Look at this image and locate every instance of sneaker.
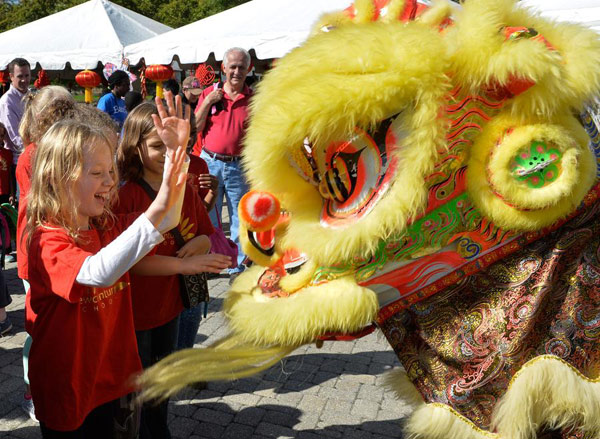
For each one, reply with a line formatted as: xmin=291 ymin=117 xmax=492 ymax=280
xmin=5 ymin=253 xmax=16 ymax=263
xmin=21 ymin=396 xmax=38 ymax=422
xmin=0 ymin=317 xmax=12 ymax=336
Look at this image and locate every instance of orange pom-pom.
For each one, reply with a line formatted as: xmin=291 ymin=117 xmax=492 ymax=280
xmin=240 ymin=191 xmax=281 ymax=231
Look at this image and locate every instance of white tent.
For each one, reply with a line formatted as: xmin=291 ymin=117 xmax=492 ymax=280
xmin=124 ymin=0 xmax=353 ymax=65
xmin=520 ymin=0 xmax=600 ymax=33
xmin=0 ymin=0 xmax=171 ymax=70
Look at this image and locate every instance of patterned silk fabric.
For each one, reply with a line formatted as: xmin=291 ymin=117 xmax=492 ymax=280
xmin=380 ymin=202 xmax=600 ymax=432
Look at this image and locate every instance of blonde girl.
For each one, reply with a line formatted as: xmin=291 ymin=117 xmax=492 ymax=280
xmin=25 ymin=94 xmax=195 ymax=437
xmin=16 ymin=85 xmax=77 ymax=422
xmin=116 ymin=101 xmax=229 ymax=439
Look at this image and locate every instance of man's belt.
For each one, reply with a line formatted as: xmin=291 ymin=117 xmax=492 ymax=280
xmin=203 ymin=148 xmax=241 ymax=162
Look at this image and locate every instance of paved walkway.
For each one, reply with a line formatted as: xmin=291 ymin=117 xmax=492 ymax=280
xmin=0 ymin=260 xmax=410 ymax=438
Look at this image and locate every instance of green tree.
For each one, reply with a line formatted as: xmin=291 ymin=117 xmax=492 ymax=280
xmin=157 ymin=0 xmax=250 ymax=28
xmin=0 ymin=0 xmax=87 ymax=31
xmin=0 ymin=0 xmax=252 ymax=32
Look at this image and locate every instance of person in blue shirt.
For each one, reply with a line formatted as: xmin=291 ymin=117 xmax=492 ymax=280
xmin=97 ymin=70 xmax=130 ymax=130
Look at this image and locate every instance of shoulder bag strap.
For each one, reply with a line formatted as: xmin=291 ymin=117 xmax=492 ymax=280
xmin=136 ymin=179 xmax=186 ymax=249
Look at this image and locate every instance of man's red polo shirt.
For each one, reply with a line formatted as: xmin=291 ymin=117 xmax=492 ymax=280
xmin=192 ymin=84 xmax=252 ymax=157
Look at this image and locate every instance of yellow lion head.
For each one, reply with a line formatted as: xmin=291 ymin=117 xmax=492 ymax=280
xmin=140 ymin=0 xmax=600 ymax=398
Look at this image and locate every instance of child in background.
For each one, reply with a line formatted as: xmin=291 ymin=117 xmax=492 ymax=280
xmin=188 ymin=154 xmax=218 ymax=212
xmin=76 ymin=102 xmax=120 ymax=142
xmin=0 ymin=122 xmax=14 ymax=205
xmin=124 ymin=91 xmax=144 ymax=113
xmin=177 ymin=153 xmax=218 ymax=350
xmin=26 ymin=94 xmax=198 ymax=437
xmin=16 ymin=85 xmax=77 ymax=422
xmin=97 ymin=70 xmax=129 ymax=130
xmin=0 ymin=121 xmax=14 ymax=338
xmin=18 ymin=86 xmax=77 ymax=285
xmin=116 ymin=101 xmax=228 ymax=439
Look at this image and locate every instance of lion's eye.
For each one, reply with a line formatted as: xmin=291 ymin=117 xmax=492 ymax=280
xmin=319 ymin=152 xmax=357 ymax=202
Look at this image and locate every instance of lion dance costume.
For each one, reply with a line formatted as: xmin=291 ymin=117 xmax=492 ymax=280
xmin=141 ymin=0 xmax=600 ymax=437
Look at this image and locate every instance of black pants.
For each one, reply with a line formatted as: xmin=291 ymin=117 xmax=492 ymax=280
xmin=40 ymin=394 xmax=139 ymax=439
xmin=136 ymin=315 xmax=179 ymax=439
xmin=0 ymin=268 xmax=11 ymax=308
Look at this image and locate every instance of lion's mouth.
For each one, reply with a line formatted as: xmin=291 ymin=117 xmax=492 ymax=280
xmin=247 ymin=229 xmax=276 ymax=256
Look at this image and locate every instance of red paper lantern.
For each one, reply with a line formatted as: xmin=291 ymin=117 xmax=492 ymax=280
xmin=75 ymin=70 xmax=102 ymax=103
xmin=145 ymin=64 xmax=173 ymax=99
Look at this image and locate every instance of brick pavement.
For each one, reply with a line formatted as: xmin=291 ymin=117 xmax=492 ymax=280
xmin=0 ymin=260 xmax=411 ymax=438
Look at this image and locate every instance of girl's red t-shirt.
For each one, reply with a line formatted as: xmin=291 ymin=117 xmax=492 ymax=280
xmin=16 ymin=142 xmax=35 ymax=281
xmin=114 ymin=182 xmax=214 ymax=330
xmin=187 ymin=154 xmax=210 ymax=199
xmin=27 ymin=216 xmax=142 ymax=431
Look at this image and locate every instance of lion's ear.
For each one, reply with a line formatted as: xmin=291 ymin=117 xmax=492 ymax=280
xmin=467 ymin=114 xmax=596 ymax=231
xmin=449 ymin=0 xmax=600 ymax=118
xmin=310 ymin=11 xmax=353 ymax=36
xmin=312 ymin=0 xmax=435 ymax=34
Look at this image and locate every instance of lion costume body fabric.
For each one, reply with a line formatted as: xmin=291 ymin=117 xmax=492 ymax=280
xmin=142 ymin=0 xmax=600 ymax=437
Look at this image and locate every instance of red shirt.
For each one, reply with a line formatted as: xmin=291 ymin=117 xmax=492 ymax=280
xmin=192 ymin=84 xmax=252 ymax=156
xmin=114 ymin=182 xmax=214 ymax=330
xmin=187 ymin=154 xmax=210 ymax=199
xmin=0 ymin=147 xmax=12 ymax=196
xmin=16 ymin=142 xmax=35 ymax=281
xmin=27 ymin=216 xmax=142 ymax=431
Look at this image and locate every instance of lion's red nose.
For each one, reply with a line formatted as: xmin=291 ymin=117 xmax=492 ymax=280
xmin=239 ymin=190 xmax=281 ymax=231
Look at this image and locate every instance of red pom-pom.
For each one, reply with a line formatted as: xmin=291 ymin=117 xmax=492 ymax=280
xmin=240 ymin=191 xmax=281 ymax=231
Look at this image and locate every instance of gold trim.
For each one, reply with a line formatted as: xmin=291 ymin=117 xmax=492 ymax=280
xmin=506 ymin=354 xmax=600 ymax=391
xmin=411 ymin=355 xmax=599 ymax=438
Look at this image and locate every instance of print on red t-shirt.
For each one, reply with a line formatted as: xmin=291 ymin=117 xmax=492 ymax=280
xmin=114 ymin=182 xmax=214 ymax=330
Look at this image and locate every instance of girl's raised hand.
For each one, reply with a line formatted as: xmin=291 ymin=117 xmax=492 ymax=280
xmin=144 ymin=142 xmax=188 ymax=230
xmin=153 ymin=91 xmax=191 ymax=154
xmin=161 ymin=140 xmax=188 ymax=210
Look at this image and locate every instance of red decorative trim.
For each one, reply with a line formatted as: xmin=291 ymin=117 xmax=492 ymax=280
xmin=317 ymin=324 xmax=376 ymax=341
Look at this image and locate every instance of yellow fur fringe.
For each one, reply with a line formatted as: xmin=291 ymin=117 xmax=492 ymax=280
xmin=383 ymin=368 xmax=426 ymax=409
xmin=416 ymin=0 xmax=453 ymax=28
xmin=137 ymin=334 xmax=295 ymax=402
xmin=385 ymin=356 xmax=600 ymax=439
xmin=354 ymin=0 xmax=376 ymax=23
xmin=493 ymin=355 xmax=600 ymax=439
xmin=381 ymin=0 xmax=406 ymax=23
xmin=224 ymin=266 xmax=379 ymax=346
